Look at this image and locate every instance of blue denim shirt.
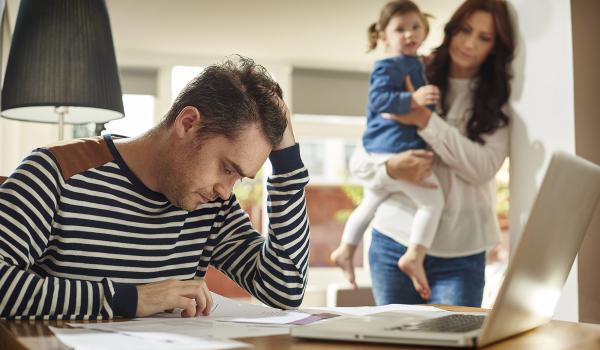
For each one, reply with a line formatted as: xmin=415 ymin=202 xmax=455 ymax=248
xmin=362 ymin=56 xmax=430 ymax=153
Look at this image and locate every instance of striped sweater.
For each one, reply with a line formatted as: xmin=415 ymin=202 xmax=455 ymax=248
xmin=0 ymin=135 xmax=310 ymax=320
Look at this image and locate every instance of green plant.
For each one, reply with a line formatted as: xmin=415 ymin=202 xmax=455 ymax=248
xmin=496 ymin=180 xmax=509 ymax=217
xmin=233 ymin=168 xmax=264 ymax=207
xmin=334 ymin=184 xmax=363 ymax=223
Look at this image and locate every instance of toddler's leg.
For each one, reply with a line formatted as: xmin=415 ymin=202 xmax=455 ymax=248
xmin=341 ymin=188 xmax=389 ymax=246
xmin=330 ymin=243 xmax=359 ymax=290
xmin=404 ymin=173 xmax=444 ymax=247
xmin=385 ymin=174 xmax=444 ymax=300
xmin=331 ymin=188 xmax=389 ymax=289
xmin=398 ymin=244 xmax=431 ymax=300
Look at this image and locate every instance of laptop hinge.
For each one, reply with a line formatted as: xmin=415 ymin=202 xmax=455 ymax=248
xmin=363 ymin=335 xmax=461 ymax=347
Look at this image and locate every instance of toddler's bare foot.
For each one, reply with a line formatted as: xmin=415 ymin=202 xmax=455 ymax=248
xmin=330 ymin=244 xmax=358 ymax=290
xmin=397 ymin=245 xmax=431 ymax=300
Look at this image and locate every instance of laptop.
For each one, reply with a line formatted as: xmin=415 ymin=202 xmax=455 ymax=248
xmin=292 ymin=152 xmax=600 ymax=347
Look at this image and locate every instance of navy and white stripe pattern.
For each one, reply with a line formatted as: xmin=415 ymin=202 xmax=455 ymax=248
xmin=0 ymin=136 xmax=309 ymax=320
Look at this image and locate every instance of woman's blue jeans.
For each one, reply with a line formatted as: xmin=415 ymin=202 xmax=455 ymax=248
xmin=368 ymin=229 xmax=485 ymax=307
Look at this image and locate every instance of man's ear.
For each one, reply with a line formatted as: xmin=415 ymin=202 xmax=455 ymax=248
xmin=173 ymin=106 xmax=202 ymax=139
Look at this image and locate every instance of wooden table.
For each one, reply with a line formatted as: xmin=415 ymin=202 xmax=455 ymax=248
xmin=1 ymin=306 xmax=599 ymax=349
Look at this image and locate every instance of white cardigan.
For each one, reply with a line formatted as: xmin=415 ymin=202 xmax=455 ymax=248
xmin=364 ymin=78 xmax=508 ymax=257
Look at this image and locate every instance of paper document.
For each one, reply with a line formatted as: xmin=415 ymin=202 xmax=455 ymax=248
xmin=302 ymin=303 xmax=447 ymax=316
xmin=69 ymin=318 xmax=289 ymax=340
xmin=68 ymin=292 xmax=323 ymax=343
xmin=50 ymin=325 xmax=248 ymax=350
xmin=149 ymin=292 xmax=312 ymax=325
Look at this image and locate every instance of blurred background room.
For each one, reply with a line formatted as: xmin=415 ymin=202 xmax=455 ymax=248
xmin=0 ymin=0 xmax=598 ymax=324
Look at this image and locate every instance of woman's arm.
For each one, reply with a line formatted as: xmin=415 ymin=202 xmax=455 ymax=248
xmin=391 ymin=76 xmax=509 ymax=185
xmin=418 ymin=113 xmax=509 ymax=186
xmin=385 ymin=107 xmax=508 ymax=185
xmin=349 ymin=145 xmax=437 ymax=189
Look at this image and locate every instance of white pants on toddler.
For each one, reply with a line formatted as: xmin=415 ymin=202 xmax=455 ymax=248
xmin=342 ymin=148 xmax=444 ymax=249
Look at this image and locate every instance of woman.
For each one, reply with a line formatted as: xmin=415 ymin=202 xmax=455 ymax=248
xmin=354 ymin=0 xmax=515 ymax=307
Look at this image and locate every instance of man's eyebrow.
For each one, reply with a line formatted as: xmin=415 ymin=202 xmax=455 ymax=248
xmin=229 ymin=160 xmax=254 ymax=179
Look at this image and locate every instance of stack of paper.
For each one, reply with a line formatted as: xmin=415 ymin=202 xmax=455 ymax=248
xmin=149 ymin=293 xmax=313 ymax=325
xmin=49 ymin=325 xmax=248 ymax=350
xmin=52 ymin=292 xmax=450 ymax=349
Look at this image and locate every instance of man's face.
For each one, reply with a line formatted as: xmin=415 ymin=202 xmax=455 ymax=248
xmin=161 ymin=123 xmax=272 ymax=211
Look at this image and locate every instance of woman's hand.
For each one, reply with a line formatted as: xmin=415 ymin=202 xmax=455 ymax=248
xmin=381 ymin=76 xmax=433 ymax=129
xmin=385 ymin=149 xmax=437 ymax=189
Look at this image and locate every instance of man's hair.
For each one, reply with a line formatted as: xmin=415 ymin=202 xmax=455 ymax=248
xmin=160 ymin=55 xmax=287 ymax=148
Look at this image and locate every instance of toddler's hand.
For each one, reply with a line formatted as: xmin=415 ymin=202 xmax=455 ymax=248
xmin=412 ymin=84 xmax=440 ymax=108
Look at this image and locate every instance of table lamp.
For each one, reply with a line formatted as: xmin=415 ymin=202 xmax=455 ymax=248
xmin=0 ymin=0 xmax=124 ymax=140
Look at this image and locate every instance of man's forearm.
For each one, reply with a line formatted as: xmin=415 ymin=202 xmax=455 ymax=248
xmin=259 ymin=144 xmax=310 ymax=308
xmin=0 ymin=264 xmax=117 ymax=320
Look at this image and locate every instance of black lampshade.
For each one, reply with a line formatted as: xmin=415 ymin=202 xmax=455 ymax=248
xmin=1 ymin=0 xmax=124 ymax=124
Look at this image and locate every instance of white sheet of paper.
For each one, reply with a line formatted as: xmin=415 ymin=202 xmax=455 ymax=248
xmin=301 ymin=304 xmax=448 ymax=316
xmin=147 ymin=292 xmax=310 ymax=325
xmin=50 ymin=326 xmax=248 ymax=350
xmin=69 ymin=318 xmax=290 ymax=339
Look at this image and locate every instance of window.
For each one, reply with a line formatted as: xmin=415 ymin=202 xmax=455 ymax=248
xmin=300 ymin=141 xmax=326 ymax=178
xmin=104 ymin=95 xmax=155 ymax=137
xmin=287 ymin=114 xmax=366 ymax=278
xmin=171 ymin=66 xmax=204 ymax=101
xmin=298 ymin=136 xmax=364 ymax=268
xmin=73 ymin=94 xmax=155 ymax=138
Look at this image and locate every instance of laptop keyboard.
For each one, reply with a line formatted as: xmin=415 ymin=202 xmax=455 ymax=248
xmin=389 ymin=314 xmax=486 ymax=333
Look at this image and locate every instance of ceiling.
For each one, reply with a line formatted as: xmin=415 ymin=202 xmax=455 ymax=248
xmin=2 ymin=0 xmax=463 ymax=71
xmin=104 ymin=0 xmax=463 ymax=71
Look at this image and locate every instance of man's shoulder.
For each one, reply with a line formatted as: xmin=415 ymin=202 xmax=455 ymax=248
xmin=43 ymin=136 xmax=115 ymax=181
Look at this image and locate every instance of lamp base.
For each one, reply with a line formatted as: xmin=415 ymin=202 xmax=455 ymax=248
xmin=55 ymin=106 xmax=68 ymax=141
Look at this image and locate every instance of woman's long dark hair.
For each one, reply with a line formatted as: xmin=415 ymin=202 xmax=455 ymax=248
xmin=428 ymin=0 xmax=515 ymax=144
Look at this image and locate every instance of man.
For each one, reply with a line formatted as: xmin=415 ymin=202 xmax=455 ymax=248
xmin=0 ymin=57 xmax=310 ymax=320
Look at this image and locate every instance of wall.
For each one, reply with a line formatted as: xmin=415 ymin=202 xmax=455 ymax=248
xmin=292 ymin=68 xmax=369 ymax=117
xmin=0 ymin=0 xmax=68 ymax=175
xmin=508 ymin=0 xmax=578 ymax=321
xmin=572 ymin=0 xmax=600 ymax=324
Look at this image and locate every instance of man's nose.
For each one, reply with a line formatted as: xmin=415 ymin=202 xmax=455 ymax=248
xmin=214 ymin=180 xmax=235 ymax=200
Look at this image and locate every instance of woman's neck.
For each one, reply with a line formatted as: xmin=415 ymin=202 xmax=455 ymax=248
xmin=449 ymin=62 xmax=479 ymax=79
